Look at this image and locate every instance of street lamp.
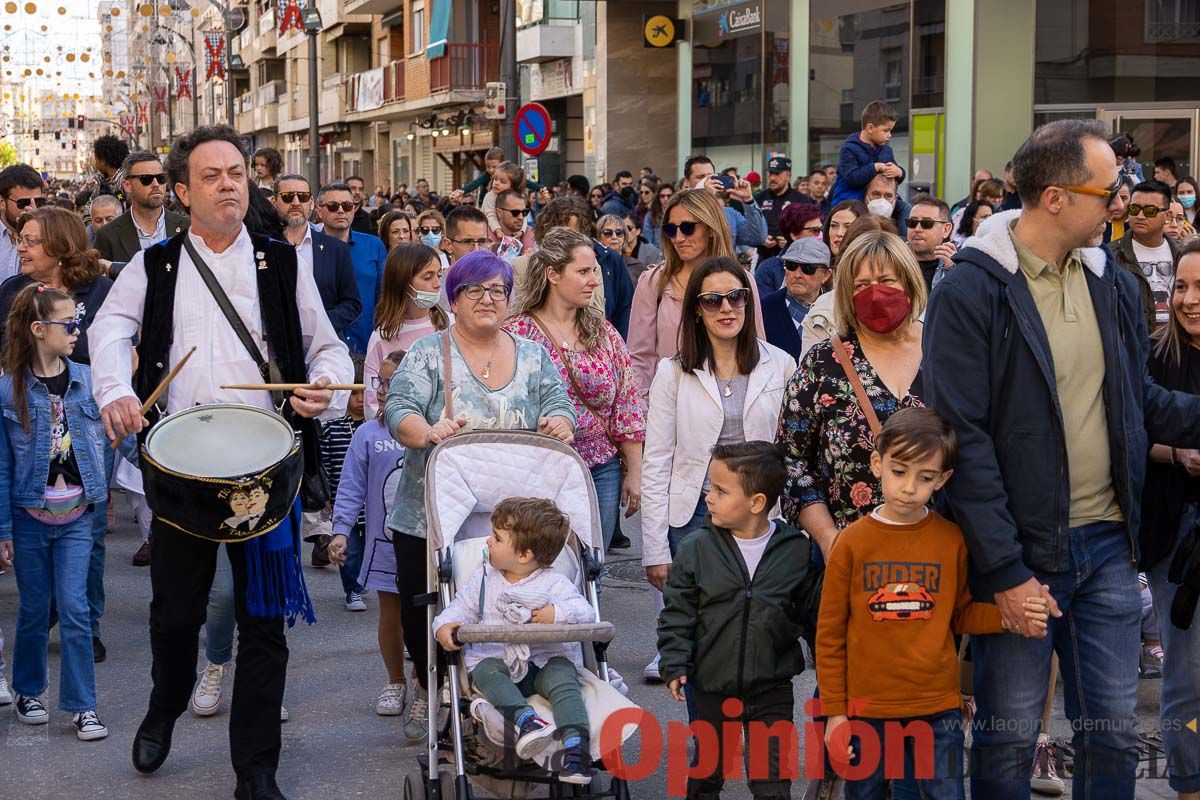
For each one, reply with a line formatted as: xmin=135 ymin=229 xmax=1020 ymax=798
xmin=303 ymin=4 xmax=322 ymax=190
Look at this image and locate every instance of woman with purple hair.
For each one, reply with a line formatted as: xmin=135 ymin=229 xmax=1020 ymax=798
xmin=380 ymin=249 xmax=577 ymax=741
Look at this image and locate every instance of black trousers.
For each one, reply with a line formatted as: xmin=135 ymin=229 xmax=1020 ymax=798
xmin=391 ymin=530 xmax=444 ymax=692
xmin=148 ymin=520 xmax=288 ymax=779
xmin=689 ymin=682 xmax=795 ymax=800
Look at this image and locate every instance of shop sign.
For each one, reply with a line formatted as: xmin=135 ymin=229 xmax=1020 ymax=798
xmin=694 ymin=0 xmax=761 ymax=45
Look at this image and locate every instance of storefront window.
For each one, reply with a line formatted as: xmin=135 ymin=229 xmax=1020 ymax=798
xmin=808 ymin=2 xmax=912 ymax=176
xmin=1036 ymin=0 xmax=1200 ymax=105
xmin=691 ymin=0 xmax=765 ymax=172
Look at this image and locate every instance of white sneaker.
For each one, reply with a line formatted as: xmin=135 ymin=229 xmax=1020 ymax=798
xmin=643 ymin=653 xmax=662 ymax=683
xmin=191 ymin=661 xmax=226 ymax=717
xmin=1031 ymin=735 xmax=1066 ymax=796
xmin=376 ymin=682 xmax=407 ymax=716
xmin=73 ymin=709 xmax=109 ymax=741
xmin=403 ymin=688 xmax=429 ymax=742
xmin=280 ymin=704 xmax=289 ymax=723
xmin=0 ymin=676 xmax=12 ymax=705
xmin=15 ymin=694 xmax=48 ymax=724
xmin=345 ymin=592 xmax=367 ymax=612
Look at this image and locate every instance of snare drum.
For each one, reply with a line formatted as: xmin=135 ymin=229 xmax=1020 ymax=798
xmin=140 ymin=403 xmax=303 ymax=543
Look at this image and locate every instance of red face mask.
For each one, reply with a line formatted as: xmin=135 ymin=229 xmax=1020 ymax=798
xmin=853 ymin=283 xmax=911 ymax=334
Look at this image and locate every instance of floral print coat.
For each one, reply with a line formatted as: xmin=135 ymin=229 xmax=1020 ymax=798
xmin=777 ymin=331 xmax=924 ymax=530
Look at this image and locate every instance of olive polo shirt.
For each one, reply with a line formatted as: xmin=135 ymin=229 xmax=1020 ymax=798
xmin=1009 ymin=220 xmax=1123 ymax=526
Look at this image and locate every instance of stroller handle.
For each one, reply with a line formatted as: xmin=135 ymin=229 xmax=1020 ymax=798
xmin=453 ymin=621 xmax=615 ymax=646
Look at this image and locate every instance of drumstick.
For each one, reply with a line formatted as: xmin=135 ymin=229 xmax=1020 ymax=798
xmin=220 ymin=382 xmax=366 ymax=391
xmin=111 ymin=346 xmax=196 ymax=449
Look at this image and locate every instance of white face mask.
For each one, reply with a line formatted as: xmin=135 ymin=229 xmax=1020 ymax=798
xmin=408 ymin=287 xmax=441 ymax=309
xmin=867 ymin=198 xmax=895 ymax=218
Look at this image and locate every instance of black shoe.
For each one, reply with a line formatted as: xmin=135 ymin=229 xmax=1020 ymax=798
xmin=93 ymin=636 xmax=106 ymax=663
xmin=608 ymin=530 xmax=632 ymax=551
xmin=558 ymin=741 xmax=593 ymax=785
xmin=47 ymin=610 xmax=57 ymax=631
xmin=310 ymin=536 xmax=331 ymax=568
xmin=132 ymin=712 xmax=175 ymax=773
xmin=131 ymin=538 xmax=152 ymax=567
xmin=234 ymin=774 xmax=288 ymax=800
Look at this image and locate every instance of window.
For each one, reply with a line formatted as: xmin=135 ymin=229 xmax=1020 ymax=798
xmin=411 ymin=1 xmax=425 ymax=54
xmin=1146 ymin=0 xmax=1200 ymax=42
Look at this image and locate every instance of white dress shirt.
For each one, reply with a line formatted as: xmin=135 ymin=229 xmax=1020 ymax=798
xmin=293 ymin=224 xmax=315 ymax=274
xmin=89 ymin=225 xmax=352 ymax=417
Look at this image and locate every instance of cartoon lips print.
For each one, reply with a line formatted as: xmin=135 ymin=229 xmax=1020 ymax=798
xmin=868 ymin=583 xmax=935 ymax=621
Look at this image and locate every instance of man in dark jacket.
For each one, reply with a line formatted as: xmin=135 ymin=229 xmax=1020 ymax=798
xmin=346 ymin=175 xmax=376 ymax=238
xmin=761 ymin=237 xmax=830 ymax=360
xmin=95 ymin=152 xmax=189 ymax=264
xmin=923 ymin=119 xmax=1200 ymax=798
xmin=753 ymin=156 xmax=809 ymax=263
xmin=598 ymin=170 xmax=637 ymax=218
xmin=1108 ymin=178 xmax=1181 ymax=332
xmin=273 ymin=174 xmax=362 ymax=339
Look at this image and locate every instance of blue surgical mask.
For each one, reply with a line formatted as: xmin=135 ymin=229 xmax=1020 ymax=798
xmin=1181 ymin=195 xmax=1196 ymax=210
xmin=421 ymin=232 xmax=443 ymax=249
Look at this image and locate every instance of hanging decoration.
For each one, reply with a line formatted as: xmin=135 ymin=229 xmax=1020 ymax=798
xmin=176 ymin=66 xmax=192 ymax=99
xmin=203 ymin=31 xmax=225 ymax=80
xmin=277 ymin=0 xmax=303 ymax=35
xmin=152 ymin=83 xmax=168 ymax=113
xmin=137 ymin=101 xmax=149 ymax=125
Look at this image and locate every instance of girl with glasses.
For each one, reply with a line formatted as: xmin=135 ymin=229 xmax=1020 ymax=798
xmin=382 ymin=250 xmax=576 ymax=741
xmin=3 ymin=207 xmax=111 ymax=367
xmin=640 ymin=256 xmax=794 ymax=687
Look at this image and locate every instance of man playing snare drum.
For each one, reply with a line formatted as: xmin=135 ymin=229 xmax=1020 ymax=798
xmin=89 ymin=125 xmax=352 ymax=800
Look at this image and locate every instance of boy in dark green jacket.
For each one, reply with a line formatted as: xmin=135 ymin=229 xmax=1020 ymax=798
xmin=658 ymin=441 xmax=823 ymax=800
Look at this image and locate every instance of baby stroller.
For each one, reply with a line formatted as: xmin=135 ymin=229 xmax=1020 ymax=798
xmin=407 ymin=430 xmax=640 ymax=800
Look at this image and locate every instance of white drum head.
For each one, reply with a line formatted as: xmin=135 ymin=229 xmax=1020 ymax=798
xmin=144 ymin=404 xmax=296 ymax=478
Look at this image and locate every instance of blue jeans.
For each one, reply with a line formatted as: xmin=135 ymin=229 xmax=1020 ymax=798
xmin=1148 ymin=502 xmax=1200 ymax=793
xmin=970 ymin=521 xmax=1140 ymax=800
xmin=590 ymin=456 xmax=622 ymax=552
xmin=11 ymin=509 xmax=96 ymax=711
xmin=666 ymin=496 xmax=707 ymax=722
xmin=844 ymin=709 xmax=965 ymax=800
xmin=87 ymin=499 xmax=106 ymax=636
xmin=205 ymin=545 xmax=236 ymax=665
xmin=339 ymin=521 xmax=365 ymax=596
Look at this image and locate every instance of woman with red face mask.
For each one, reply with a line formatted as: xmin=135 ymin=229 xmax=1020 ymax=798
xmin=776 ymin=229 xmax=927 ymax=559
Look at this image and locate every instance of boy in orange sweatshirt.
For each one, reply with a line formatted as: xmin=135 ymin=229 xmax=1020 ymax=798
xmin=816 ymin=408 xmax=1059 ymax=799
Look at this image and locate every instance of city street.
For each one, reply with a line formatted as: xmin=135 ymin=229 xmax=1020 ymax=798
xmin=0 ymin=496 xmax=1178 ymax=799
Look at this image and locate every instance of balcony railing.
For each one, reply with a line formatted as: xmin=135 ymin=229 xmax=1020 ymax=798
xmin=430 ymin=43 xmax=500 ymax=93
xmin=258 ymin=8 xmax=275 ymax=34
xmin=256 ymin=79 xmax=285 ymax=105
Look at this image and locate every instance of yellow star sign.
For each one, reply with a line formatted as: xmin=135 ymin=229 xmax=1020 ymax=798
xmin=644 ymin=15 xmax=677 ymax=48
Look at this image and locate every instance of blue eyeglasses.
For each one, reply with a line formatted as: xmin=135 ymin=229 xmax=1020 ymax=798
xmin=39 ymin=319 xmax=82 ymax=335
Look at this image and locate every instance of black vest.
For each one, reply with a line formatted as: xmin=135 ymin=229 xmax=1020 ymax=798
xmin=133 ymin=230 xmax=319 ymax=463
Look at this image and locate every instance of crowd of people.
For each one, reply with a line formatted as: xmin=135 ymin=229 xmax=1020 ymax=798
xmin=0 ymin=101 xmax=1198 ymax=800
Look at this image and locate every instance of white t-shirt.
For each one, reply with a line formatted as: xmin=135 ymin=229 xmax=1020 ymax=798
xmin=732 ymin=521 xmax=776 ymax=578
xmin=1132 ymin=238 xmax=1174 ymax=301
xmin=870 ymin=505 xmax=930 ymax=525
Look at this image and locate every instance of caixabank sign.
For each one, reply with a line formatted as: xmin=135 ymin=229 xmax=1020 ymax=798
xmin=694 ymin=0 xmax=762 ymax=46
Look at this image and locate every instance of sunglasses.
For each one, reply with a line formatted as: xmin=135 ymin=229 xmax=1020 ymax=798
xmin=321 ymin=201 xmax=355 ymax=213
xmin=500 ymin=207 xmax=530 ymax=217
xmin=1128 ymin=203 xmax=1162 ymax=219
xmin=278 ymin=191 xmax=312 ymax=204
xmin=417 ymin=226 xmax=442 ymax=235
xmin=662 ymin=220 xmax=700 ymax=239
xmin=38 ymin=319 xmax=82 ymax=335
xmin=906 ymin=218 xmax=948 ymax=230
xmin=1060 ymin=179 xmax=1122 ymax=206
xmin=600 ymin=228 xmax=624 ymax=238
xmin=131 ymin=173 xmax=168 ymax=186
xmin=9 ymin=196 xmax=48 ymax=210
xmin=801 ymin=225 xmax=824 ymax=235
xmin=697 ymin=288 xmax=751 ymax=312
xmin=640 ymin=188 xmax=653 ymax=195
xmin=784 ymin=262 xmax=827 ymax=276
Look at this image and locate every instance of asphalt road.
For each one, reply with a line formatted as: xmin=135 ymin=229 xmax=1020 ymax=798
xmin=0 ymin=497 xmax=1175 ymax=799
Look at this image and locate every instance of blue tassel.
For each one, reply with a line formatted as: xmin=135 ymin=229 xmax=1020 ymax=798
xmin=244 ymin=497 xmax=316 ymax=627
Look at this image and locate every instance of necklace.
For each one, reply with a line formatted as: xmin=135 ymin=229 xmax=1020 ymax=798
xmin=714 ymin=368 xmax=737 ymax=398
xmin=455 ymin=328 xmax=501 ymax=380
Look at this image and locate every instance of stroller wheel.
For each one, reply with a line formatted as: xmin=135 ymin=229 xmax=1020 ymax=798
xmin=402 ymin=762 xmax=459 ymax=800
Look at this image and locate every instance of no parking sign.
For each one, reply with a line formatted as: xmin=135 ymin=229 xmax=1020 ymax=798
xmin=514 ymin=103 xmax=552 ymax=157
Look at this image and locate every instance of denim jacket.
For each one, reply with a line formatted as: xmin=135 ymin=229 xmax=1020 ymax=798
xmin=0 ymin=359 xmax=132 ymax=540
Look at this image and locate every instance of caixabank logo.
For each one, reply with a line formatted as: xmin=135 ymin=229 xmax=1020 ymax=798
xmin=717 ymin=3 xmax=761 ymax=39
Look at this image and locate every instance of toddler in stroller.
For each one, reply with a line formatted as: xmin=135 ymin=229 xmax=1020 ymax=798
xmin=434 ymin=497 xmax=595 ymax=785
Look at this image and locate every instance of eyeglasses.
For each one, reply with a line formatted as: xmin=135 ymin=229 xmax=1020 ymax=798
xmin=801 ymin=224 xmax=824 ymax=235
xmin=784 ymin=262 xmax=827 ymax=276
xmin=906 ymin=218 xmax=949 ymax=230
xmin=499 ymin=207 xmax=530 ymax=217
xmin=1060 ymin=179 xmax=1122 ymax=206
xmin=600 ymin=228 xmax=624 ymax=238
xmin=8 ymin=196 xmax=48 ymax=210
xmin=1172 ymin=214 xmax=1188 ymax=225
xmin=662 ymin=221 xmax=700 ymax=239
xmin=321 ymin=201 xmax=355 ymax=213
xmin=450 ymin=237 xmax=491 ymax=248
xmin=417 ymin=226 xmax=442 ymax=235
xmin=131 ymin=173 xmax=168 ymax=186
xmin=640 ymin=188 xmax=653 ymax=195
xmin=1128 ymin=203 xmax=1162 ymax=219
xmin=15 ymin=235 xmax=43 ymax=248
xmin=696 ymin=288 xmax=751 ymax=312
xmin=38 ymin=319 xmax=81 ymax=335
xmin=369 ymin=376 xmax=391 ymax=390
xmin=278 ymin=191 xmax=312 ymax=204
xmin=459 ymin=283 xmax=510 ymax=302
